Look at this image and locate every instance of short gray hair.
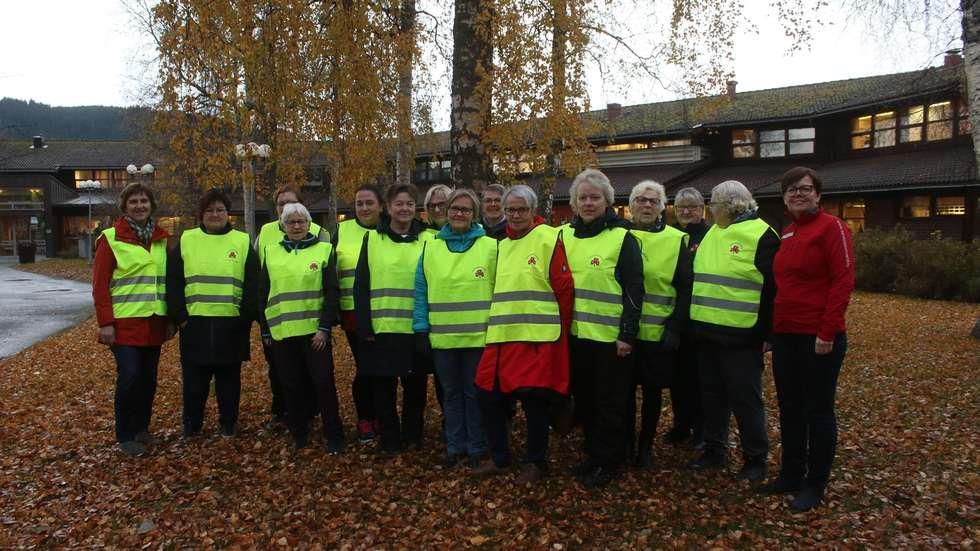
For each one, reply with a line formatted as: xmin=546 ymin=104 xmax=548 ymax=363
xmin=503 ymin=184 xmax=538 ymax=211
xmin=569 ymin=168 xmax=615 ymax=209
xmin=629 ymin=180 xmax=666 ymax=208
xmin=280 ymin=202 xmax=312 ymax=226
xmin=673 ymin=187 xmax=705 ymax=206
xmin=448 ymin=188 xmax=481 ymax=220
xmin=482 ymin=183 xmax=506 ymax=198
xmin=424 ymin=184 xmax=452 ymax=208
xmin=710 ymin=180 xmax=757 ymax=217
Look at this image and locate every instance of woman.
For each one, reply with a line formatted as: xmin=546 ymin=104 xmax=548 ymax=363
xmin=258 ymin=203 xmax=343 ymax=453
xmin=471 ymin=184 xmax=573 ymax=486
xmin=334 ymin=184 xmax=383 ymax=443
xmin=687 ymin=180 xmax=779 ymax=484
xmin=564 ymin=169 xmax=644 ymax=489
xmin=255 ymin=185 xmax=328 ymax=427
xmin=761 ymin=167 xmax=854 ymax=511
xmin=92 ymin=182 xmax=173 ymax=456
xmin=423 ymin=184 xmax=452 ymax=234
xmin=480 ymin=184 xmax=508 ymax=240
xmin=166 ymin=189 xmax=258 ymax=438
xmin=414 ymin=189 xmax=497 ymax=467
xmin=354 ymin=183 xmax=433 ymax=455
xmin=668 ymin=187 xmax=709 ymax=448
xmin=626 ymin=180 xmax=693 ymax=469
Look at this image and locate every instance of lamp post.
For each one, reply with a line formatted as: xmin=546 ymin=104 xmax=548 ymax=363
xmin=234 ymin=143 xmax=271 ymax=242
xmin=77 ymin=179 xmax=102 ymax=264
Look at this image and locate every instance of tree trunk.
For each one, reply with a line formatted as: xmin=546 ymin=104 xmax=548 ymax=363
xmin=243 ymin=160 xmax=257 ymax=241
xmin=543 ymin=0 xmax=568 ymax=223
xmin=962 ymin=0 xmax=980 ymax=241
xmin=451 ymin=0 xmax=493 ymax=190
xmin=395 ymin=0 xmax=416 ymax=188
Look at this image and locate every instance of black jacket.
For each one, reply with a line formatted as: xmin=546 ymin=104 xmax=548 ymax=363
xmin=482 ymin=216 xmax=508 ymax=240
xmin=569 ymin=208 xmax=644 ymax=345
xmin=632 ymin=216 xmax=694 ymax=336
xmin=676 ymin=219 xmax=710 ymax=252
xmin=257 ymin=231 xmax=340 ymax=338
xmin=165 ymin=224 xmax=259 ymax=365
xmin=689 ymin=212 xmax=780 ymax=348
xmin=353 ymin=217 xmax=429 ymax=377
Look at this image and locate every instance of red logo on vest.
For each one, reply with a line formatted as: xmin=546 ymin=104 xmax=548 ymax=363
xmin=473 ymin=267 xmax=486 ymax=279
xmin=729 ymin=243 xmax=741 ymax=254
xmin=590 ymin=256 xmax=601 ymax=267
xmin=228 ymin=250 xmax=237 ymax=259
xmin=309 ymin=262 xmax=319 ymax=271
xmin=527 ymin=255 xmax=537 ymax=266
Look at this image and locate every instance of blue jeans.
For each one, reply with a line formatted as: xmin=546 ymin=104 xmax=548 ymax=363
xmin=433 ymin=348 xmax=486 ymax=456
xmin=112 ymin=345 xmax=161 ymax=443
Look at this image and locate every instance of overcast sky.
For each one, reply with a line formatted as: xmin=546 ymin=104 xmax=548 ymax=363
xmin=0 ymin=0 xmax=963 ymax=123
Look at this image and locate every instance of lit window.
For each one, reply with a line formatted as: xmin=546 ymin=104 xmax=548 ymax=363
xmin=596 ymin=143 xmax=648 ymax=152
xmin=731 ymin=129 xmax=756 ymax=158
xmin=874 ymin=112 xmax=896 ymax=147
xmin=851 ymin=116 xmax=872 ymax=149
xmin=650 ymin=138 xmax=691 ymax=147
xmin=900 ymin=105 xmax=924 ymax=143
xmin=901 ymin=196 xmax=930 ymax=218
xmin=935 ymin=196 xmax=966 ymax=216
xmin=842 ymin=201 xmax=865 ymax=233
xmin=927 ymin=101 xmax=953 ymax=141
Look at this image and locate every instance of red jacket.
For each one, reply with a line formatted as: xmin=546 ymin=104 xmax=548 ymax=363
xmin=475 ymin=218 xmax=573 ymax=395
xmin=92 ymin=217 xmax=171 ymax=346
xmin=773 ymin=209 xmax=855 ymax=341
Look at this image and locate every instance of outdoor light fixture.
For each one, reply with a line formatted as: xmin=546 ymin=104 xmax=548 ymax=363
xmin=78 ymin=179 xmax=103 ymax=264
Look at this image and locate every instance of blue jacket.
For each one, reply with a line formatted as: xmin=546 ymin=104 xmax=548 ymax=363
xmin=412 ymin=223 xmax=487 ymax=332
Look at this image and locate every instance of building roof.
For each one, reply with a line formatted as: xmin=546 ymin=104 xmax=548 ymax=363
xmin=751 ymin=144 xmax=978 ymax=197
xmin=0 ymin=140 xmax=155 ymax=172
xmin=667 ymin=162 xmax=804 ymax=199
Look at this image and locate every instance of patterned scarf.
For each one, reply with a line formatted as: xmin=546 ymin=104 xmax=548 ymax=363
xmin=124 ymin=216 xmax=156 ymax=245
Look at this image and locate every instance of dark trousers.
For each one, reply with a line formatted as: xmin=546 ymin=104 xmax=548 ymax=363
xmin=272 ymin=335 xmax=344 ymax=444
xmin=670 ymin=336 xmax=703 ymax=436
xmin=697 ymin=342 xmax=769 ymax=460
xmin=111 ymin=345 xmax=160 ymax=443
xmin=627 ymin=343 xmax=675 ymax=454
xmin=181 ymin=361 xmax=241 ymax=432
xmin=571 ymin=337 xmax=634 ymax=470
xmin=772 ymin=333 xmax=846 ymax=489
xmin=261 ymin=342 xmax=287 ymax=418
xmin=345 ymin=329 xmax=376 ymax=422
xmin=433 ymin=348 xmax=486 ymax=456
xmin=479 ymin=389 xmax=551 ymax=466
xmin=372 ymin=373 xmax=427 ymax=452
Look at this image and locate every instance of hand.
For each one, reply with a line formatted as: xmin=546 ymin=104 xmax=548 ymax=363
xmin=311 ymin=330 xmax=328 ymax=352
xmin=615 ymin=340 xmax=632 ymax=357
xmin=262 ymin=336 xmax=272 ymax=347
xmin=97 ymin=325 xmax=115 ymax=346
xmin=814 ymin=336 xmax=833 ymax=355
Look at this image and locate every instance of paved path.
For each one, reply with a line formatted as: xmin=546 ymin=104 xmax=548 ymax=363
xmin=0 ymin=259 xmax=93 ymax=359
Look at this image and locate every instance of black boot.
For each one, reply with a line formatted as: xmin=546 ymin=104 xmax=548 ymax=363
xmin=737 ymin=455 xmax=768 ymax=482
xmin=687 ymin=449 xmax=727 ymax=471
xmin=789 ymin=484 xmax=824 ymax=511
xmin=755 ymin=475 xmax=803 ymax=495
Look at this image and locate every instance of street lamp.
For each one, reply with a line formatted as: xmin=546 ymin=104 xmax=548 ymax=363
xmin=77 ymin=179 xmax=102 ymax=263
xmin=234 ymin=142 xmax=271 ymax=241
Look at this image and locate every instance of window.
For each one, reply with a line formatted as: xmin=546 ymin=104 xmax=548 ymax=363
xmin=733 ymin=127 xmax=814 ymax=158
xmin=842 ymin=201 xmax=865 ymax=233
xmin=596 ymin=143 xmax=647 ymax=152
xmin=731 ymin=129 xmax=756 ymax=158
xmin=854 ymin=100 xmax=969 ymax=150
xmin=935 ymin=196 xmax=966 ymax=216
xmin=821 ymin=200 xmax=841 ymax=217
xmin=650 ymin=138 xmax=691 ymax=147
xmin=901 ymin=196 xmax=931 ymax=218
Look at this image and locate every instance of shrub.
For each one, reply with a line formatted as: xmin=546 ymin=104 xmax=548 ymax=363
xmin=853 ymin=227 xmax=980 ymax=302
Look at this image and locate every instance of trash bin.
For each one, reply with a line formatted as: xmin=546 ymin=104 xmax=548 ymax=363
xmin=17 ymin=241 xmax=37 ymax=264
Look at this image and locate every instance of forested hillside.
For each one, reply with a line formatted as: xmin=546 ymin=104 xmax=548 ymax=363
xmin=0 ymin=97 xmax=150 ymax=140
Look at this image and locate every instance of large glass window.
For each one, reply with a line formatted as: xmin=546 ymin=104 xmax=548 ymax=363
xmin=901 ymin=196 xmax=931 ymax=218
xmin=935 ymin=196 xmax=966 ymax=216
xmin=927 ymin=101 xmax=953 ymax=141
xmin=854 ymin=100 xmax=968 ymax=149
xmin=733 ymin=127 xmax=814 ymax=158
xmin=731 ymin=129 xmax=756 ymax=158
xmin=842 ymin=201 xmax=865 ymax=233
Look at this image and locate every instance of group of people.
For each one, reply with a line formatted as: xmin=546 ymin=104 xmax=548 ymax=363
xmin=93 ymin=165 xmax=854 ymax=512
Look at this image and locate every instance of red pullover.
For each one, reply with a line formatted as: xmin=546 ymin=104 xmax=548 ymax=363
xmin=92 ymin=217 xmax=171 ymax=346
xmin=773 ymin=209 xmax=855 ymax=342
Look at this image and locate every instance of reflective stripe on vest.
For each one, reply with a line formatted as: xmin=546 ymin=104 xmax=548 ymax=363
xmin=423 ymin=236 xmax=497 ymax=349
xmin=336 ymin=219 xmax=371 ymax=311
xmin=256 ymin=219 xmax=327 ymax=266
xmin=103 ymin=227 xmax=167 ymax=319
xmin=264 ymin=241 xmax=332 ymax=340
xmin=485 ymin=224 xmax=561 ymax=344
xmin=631 ymin=226 xmax=687 ymax=342
xmin=180 ymin=228 xmax=250 ymax=317
xmin=690 ymin=217 xmax=772 ymax=329
xmin=367 ymin=230 xmax=431 ymax=334
xmin=563 ymin=226 xmax=627 ymax=343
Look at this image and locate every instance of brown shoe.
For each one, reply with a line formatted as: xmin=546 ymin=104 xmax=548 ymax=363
xmin=470 ymin=458 xmax=507 ymax=477
xmin=515 ymin=463 xmax=545 ymax=485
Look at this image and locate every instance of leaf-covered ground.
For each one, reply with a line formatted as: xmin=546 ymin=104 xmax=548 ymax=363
xmin=2 ymin=261 xmax=978 ymax=548
xmin=13 ymin=258 xmax=92 ymax=283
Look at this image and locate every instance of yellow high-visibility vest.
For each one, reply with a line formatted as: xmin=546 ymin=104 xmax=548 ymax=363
xmin=563 ymin=226 xmax=628 ymax=343
xmin=179 ymin=228 xmax=250 ymax=317
xmin=422 ymin=236 xmax=497 ymax=349
xmin=631 ymin=226 xmax=688 ymax=342
xmin=335 ymin=219 xmax=371 ymax=312
xmin=264 ymin=241 xmax=332 ymax=340
xmin=256 ymin=219 xmax=327 ymax=266
xmin=103 ymin=227 xmax=167 ymax=319
xmin=366 ymin=230 xmax=432 ymax=334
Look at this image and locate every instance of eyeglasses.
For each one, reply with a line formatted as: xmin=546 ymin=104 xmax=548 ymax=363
xmin=634 ymin=197 xmax=662 ymax=206
xmin=482 ymin=197 xmax=501 ymax=204
xmin=504 ymin=206 xmax=531 ymax=216
xmin=785 ymin=185 xmax=815 ymax=196
xmin=675 ymin=205 xmax=702 ymax=212
xmin=284 ymin=219 xmax=308 ymax=226
xmin=426 ymin=201 xmax=447 ymax=210
xmin=449 ymin=206 xmax=474 ymax=215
